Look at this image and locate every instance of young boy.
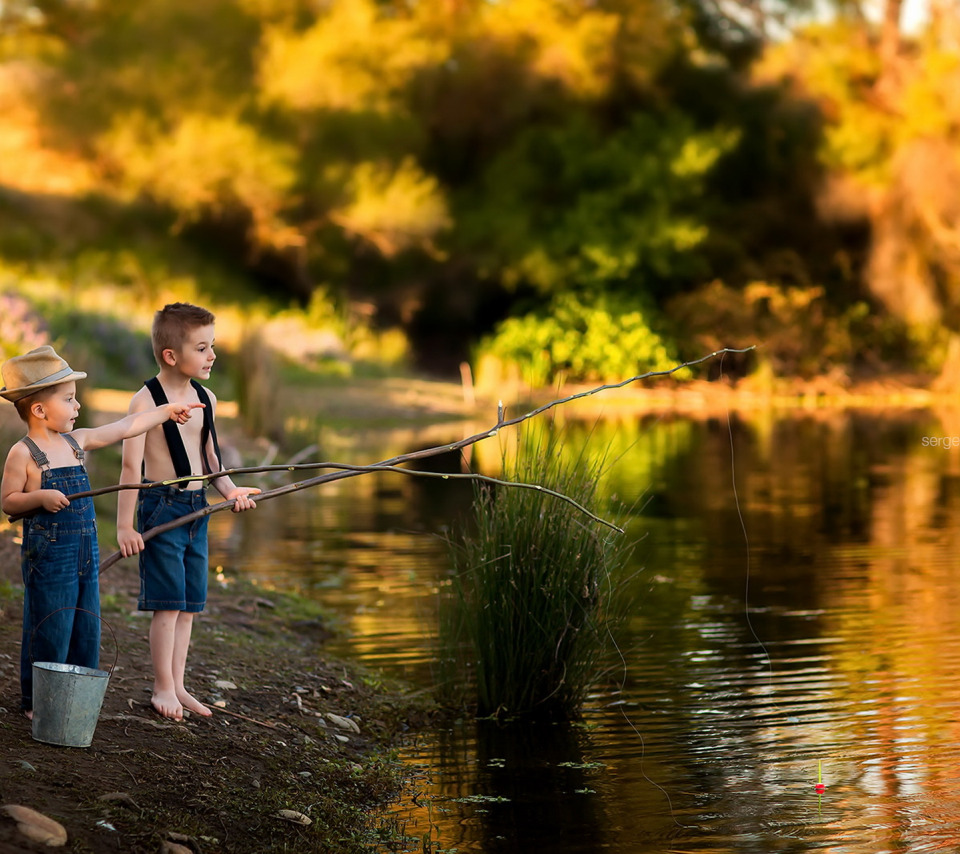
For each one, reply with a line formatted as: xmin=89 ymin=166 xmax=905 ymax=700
xmin=0 ymin=344 xmax=204 ymax=719
xmin=117 ymin=303 xmax=260 ymax=721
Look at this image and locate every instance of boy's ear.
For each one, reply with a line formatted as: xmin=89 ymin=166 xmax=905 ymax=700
xmin=30 ymin=401 xmax=46 ymax=420
xmin=161 ymin=348 xmax=177 ymax=367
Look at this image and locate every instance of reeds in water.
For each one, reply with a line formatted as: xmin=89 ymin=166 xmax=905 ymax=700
xmin=439 ymin=438 xmax=628 ymax=720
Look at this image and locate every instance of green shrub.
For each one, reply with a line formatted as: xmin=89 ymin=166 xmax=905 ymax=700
xmin=666 ymin=279 xmax=913 ymax=378
xmin=475 ymin=290 xmax=682 ymax=387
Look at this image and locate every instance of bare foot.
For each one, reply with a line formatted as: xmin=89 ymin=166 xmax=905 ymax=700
xmin=151 ymin=690 xmax=183 ymax=721
xmin=23 ymin=709 xmax=33 ymax=721
xmin=177 ymin=689 xmax=212 ymax=717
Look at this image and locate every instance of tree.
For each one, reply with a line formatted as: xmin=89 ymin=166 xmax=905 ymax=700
xmin=759 ymin=2 xmax=960 ymax=348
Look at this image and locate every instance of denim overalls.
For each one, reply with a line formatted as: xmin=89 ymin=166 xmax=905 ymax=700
xmin=19 ymin=434 xmax=100 ymax=713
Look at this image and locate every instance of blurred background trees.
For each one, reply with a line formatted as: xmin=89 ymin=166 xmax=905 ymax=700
xmin=0 ymin=0 xmax=955 ymax=389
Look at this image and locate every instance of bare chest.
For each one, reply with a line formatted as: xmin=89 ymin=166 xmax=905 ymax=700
xmin=142 ymin=413 xmax=207 ymax=478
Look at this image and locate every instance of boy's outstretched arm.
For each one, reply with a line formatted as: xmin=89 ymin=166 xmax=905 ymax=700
xmin=116 ymin=393 xmax=154 ymax=557
xmin=73 ymin=401 xmax=203 ymax=452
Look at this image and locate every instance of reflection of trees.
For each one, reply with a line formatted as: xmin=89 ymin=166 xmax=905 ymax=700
xmin=599 ymin=408 xmax=960 ymax=842
xmin=469 ymin=413 xmax=695 ymax=511
xmin=208 ymin=430 xmax=474 ymax=573
xmin=818 ymin=406 xmax=960 ymax=846
xmin=400 ymin=719 xmax=607 ymax=852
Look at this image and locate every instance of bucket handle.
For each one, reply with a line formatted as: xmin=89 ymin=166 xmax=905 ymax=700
xmin=28 ymin=607 xmax=120 ymax=676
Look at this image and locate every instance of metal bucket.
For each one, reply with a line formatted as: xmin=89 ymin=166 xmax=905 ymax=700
xmin=31 ymin=662 xmax=111 ymax=747
xmin=29 ymin=607 xmax=117 ymax=748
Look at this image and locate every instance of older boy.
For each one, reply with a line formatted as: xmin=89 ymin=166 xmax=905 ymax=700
xmin=117 ymin=303 xmax=260 ymax=721
xmin=0 ymin=345 xmax=203 ymax=718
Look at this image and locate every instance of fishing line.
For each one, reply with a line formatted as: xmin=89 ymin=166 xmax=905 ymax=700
xmin=722 ymin=359 xmax=829 ymax=807
xmin=606 ymin=626 xmax=699 ymax=831
xmin=719 ymin=351 xmax=772 ymax=683
xmin=602 ymin=349 xmax=771 ymax=832
xmin=720 ymin=361 xmax=832 ymax=808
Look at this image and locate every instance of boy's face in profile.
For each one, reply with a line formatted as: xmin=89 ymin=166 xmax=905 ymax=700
xmin=168 ymin=324 xmax=216 ymax=380
xmin=33 ymin=381 xmax=81 ymax=433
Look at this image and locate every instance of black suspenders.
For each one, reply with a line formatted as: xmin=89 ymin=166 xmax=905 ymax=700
xmin=143 ymin=378 xmax=222 ymax=488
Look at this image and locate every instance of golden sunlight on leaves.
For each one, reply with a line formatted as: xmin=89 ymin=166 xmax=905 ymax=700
xmin=258 ymin=0 xmax=446 ymax=113
xmin=481 ymin=0 xmax=619 ymax=98
xmin=329 ymin=157 xmax=451 ymax=256
xmin=754 ymin=15 xmax=960 ymax=328
xmin=101 ymin=113 xmax=297 ymax=228
xmin=0 ymin=63 xmax=95 ymax=194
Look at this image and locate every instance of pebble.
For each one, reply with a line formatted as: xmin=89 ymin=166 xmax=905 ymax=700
xmin=275 ymin=809 xmax=311 ymax=826
xmin=1 ymin=804 xmax=68 ymax=847
xmin=326 ymin=712 xmax=361 ymax=733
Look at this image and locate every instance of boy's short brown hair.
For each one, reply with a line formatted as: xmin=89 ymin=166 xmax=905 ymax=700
xmin=151 ymin=303 xmax=215 ymax=366
xmin=13 ymin=384 xmax=60 ymax=423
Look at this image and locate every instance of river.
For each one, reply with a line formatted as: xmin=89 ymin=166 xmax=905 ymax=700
xmin=207 ymin=402 xmax=960 ymax=853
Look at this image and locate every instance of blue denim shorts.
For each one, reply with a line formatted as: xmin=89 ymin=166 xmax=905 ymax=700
xmin=137 ymin=485 xmax=209 ymax=613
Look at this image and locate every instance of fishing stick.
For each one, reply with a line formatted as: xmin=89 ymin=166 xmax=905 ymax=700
xmin=9 ymin=346 xmax=756 ymax=515
xmin=24 ymin=347 xmax=756 ymax=569
xmin=97 ymin=465 xmax=620 ymax=572
xmin=8 ymin=345 xmax=756 ymax=522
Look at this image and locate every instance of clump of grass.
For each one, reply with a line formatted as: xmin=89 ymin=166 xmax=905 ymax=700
xmin=440 ymin=434 xmax=629 ymax=720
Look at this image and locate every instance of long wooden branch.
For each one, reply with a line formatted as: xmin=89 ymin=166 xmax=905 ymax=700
xmin=13 ymin=347 xmax=754 ymax=509
xmin=98 ymin=465 xmax=623 ymax=573
xmin=18 ymin=348 xmax=753 ymax=571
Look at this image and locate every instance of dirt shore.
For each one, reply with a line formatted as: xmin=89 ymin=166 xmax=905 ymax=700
xmin=0 ymin=528 xmax=433 ymax=854
xmin=0 ymin=376 xmax=460 ymax=854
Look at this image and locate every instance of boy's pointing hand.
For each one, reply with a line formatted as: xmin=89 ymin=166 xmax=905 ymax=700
xmin=169 ymin=402 xmax=205 ymax=424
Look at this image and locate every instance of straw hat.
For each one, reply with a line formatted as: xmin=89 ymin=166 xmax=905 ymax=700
xmin=0 ymin=346 xmax=87 ymax=402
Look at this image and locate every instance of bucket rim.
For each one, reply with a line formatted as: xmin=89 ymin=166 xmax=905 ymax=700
xmin=32 ymin=661 xmax=111 ymax=678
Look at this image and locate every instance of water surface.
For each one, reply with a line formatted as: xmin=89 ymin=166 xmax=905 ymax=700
xmin=208 ymin=404 xmax=960 ymax=853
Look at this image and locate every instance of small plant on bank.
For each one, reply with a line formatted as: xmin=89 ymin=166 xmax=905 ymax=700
xmin=439 ymin=434 xmax=629 ymax=720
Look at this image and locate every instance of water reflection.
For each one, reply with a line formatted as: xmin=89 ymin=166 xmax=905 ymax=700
xmin=208 ymin=404 xmax=960 ymax=852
